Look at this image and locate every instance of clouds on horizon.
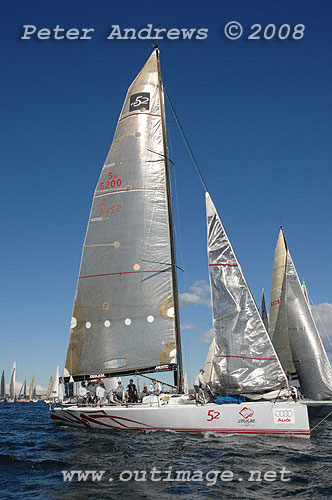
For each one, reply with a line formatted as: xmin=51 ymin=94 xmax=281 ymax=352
xmin=180 ymin=280 xmax=211 ymax=306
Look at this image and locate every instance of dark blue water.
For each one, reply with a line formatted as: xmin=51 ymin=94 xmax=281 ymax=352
xmin=0 ymin=402 xmax=331 ymax=499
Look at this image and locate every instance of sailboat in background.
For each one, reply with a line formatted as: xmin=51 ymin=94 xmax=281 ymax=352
xmin=260 ymin=289 xmax=269 ymax=332
xmin=50 ymin=367 xmax=63 ymax=402
xmin=0 ymin=370 xmax=6 ymax=401
xmin=18 ymin=379 xmax=29 ymax=402
xmin=51 ymin=49 xmax=309 ymax=437
xmin=8 ymin=362 xmax=16 ymax=403
xmin=269 ymin=228 xmax=332 ymax=415
xmin=44 ymin=375 xmax=54 ymax=403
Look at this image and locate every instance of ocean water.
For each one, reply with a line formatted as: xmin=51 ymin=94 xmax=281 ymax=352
xmin=0 ymin=402 xmax=331 ymax=500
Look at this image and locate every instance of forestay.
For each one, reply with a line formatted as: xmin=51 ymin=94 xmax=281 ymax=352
xmin=206 ymin=193 xmax=287 ymax=394
xmin=65 ymin=51 xmax=177 ymax=380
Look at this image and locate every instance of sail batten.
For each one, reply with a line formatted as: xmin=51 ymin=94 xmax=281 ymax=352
xmin=206 ymin=193 xmax=287 ymax=394
xmin=65 ymin=50 xmax=179 ymax=379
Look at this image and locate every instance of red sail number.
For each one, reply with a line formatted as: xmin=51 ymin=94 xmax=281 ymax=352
xmin=207 ymin=410 xmax=220 ymax=421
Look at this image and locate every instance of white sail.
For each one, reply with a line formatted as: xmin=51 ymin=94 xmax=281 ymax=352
xmin=29 ymin=376 xmax=35 ymax=400
xmin=51 ymin=367 xmax=59 ymax=398
xmin=64 ymin=50 xmax=180 ymax=383
xmin=9 ymin=362 xmax=16 ymax=401
xmin=203 ymin=338 xmax=216 ymax=383
xmin=206 ymin=193 xmax=287 ymax=394
xmin=183 ymin=373 xmax=189 ymax=394
xmin=268 ymin=229 xmax=296 ymax=376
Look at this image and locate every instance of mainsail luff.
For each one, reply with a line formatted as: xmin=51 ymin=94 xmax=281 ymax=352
xmin=155 ymin=48 xmax=183 ymax=392
xmin=0 ymin=370 xmax=5 ymax=398
xmin=206 ymin=193 xmax=287 ymax=394
xmin=64 ymin=50 xmax=178 ymax=381
xmin=285 ymin=250 xmax=332 ymax=399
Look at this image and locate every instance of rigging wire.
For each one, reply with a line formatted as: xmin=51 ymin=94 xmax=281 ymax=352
xmin=165 ymin=90 xmax=215 ymax=383
xmin=164 ymin=88 xmax=209 ymax=193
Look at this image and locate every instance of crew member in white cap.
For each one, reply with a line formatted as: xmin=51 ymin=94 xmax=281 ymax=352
xmin=194 ymin=368 xmax=207 ymax=405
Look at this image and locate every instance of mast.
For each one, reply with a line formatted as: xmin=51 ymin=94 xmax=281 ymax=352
xmin=155 ymin=48 xmax=183 ymax=393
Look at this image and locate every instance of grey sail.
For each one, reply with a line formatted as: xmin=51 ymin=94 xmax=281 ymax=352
xmin=1 ymin=370 xmax=5 ymax=398
xmin=18 ymin=379 xmax=26 ymax=399
xmin=268 ymin=229 xmax=297 ymax=376
xmin=65 ymin=51 xmax=180 ymax=381
xmin=285 ymin=250 xmax=332 ymax=399
xmin=29 ymin=376 xmax=35 ymax=400
xmin=9 ymin=362 xmax=16 ymax=401
xmin=260 ymin=288 xmax=269 ymax=332
xmin=206 ymin=193 xmax=287 ymax=394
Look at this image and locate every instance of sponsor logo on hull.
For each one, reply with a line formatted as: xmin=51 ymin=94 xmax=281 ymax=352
xmin=273 ymin=408 xmax=295 ymax=424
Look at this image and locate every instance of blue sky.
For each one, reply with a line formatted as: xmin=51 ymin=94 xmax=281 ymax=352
xmin=1 ymin=0 xmax=332 ymax=391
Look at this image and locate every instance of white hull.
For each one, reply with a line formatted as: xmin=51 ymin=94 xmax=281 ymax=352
xmin=51 ymin=400 xmax=310 ymax=438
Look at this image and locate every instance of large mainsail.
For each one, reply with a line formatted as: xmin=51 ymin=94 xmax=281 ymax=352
xmin=9 ymin=362 xmax=16 ymax=401
xmin=285 ymin=250 xmax=332 ymax=399
xmin=65 ymin=50 xmax=180 ymax=384
xmin=269 ymin=229 xmax=296 ymax=376
xmin=206 ymin=193 xmax=287 ymax=394
xmin=0 ymin=370 xmax=5 ymax=399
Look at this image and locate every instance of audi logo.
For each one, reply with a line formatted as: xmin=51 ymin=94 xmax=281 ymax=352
xmin=275 ymin=410 xmax=294 ymax=417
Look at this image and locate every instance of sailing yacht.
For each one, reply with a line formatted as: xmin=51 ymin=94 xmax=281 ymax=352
xmin=269 ymin=228 xmax=332 ymax=416
xmin=0 ymin=370 xmax=6 ymax=401
xmin=51 ymin=49 xmax=310 ymax=437
xmin=8 ymin=362 xmax=16 ymax=403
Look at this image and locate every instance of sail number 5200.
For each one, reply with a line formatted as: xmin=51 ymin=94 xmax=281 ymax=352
xmin=99 ymin=172 xmax=122 ymax=190
xmin=207 ymin=410 xmax=220 ymax=421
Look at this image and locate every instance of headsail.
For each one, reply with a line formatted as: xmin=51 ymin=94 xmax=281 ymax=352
xmin=268 ymin=228 xmax=296 ymax=376
xmin=9 ymin=362 xmax=16 ymax=401
xmin=203 ymin=338 xmax=216 ymax=383
xmin=64 ymin=50 xmax=181 ymax=385
xmin=285 ymin=249 xmax=332 ymax=399
xmin=0 ymin=370 xmax=5 ymax=399
xmin=206 ymin=193 xmax=287 ymax=394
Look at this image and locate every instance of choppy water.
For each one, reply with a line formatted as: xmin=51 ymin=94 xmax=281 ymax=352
xmin=0 ymin=402 xmax=331 ymax=499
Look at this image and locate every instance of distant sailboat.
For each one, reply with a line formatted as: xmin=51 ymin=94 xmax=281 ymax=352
xmin=8 ymin=362 xmax=16 ymax=403
xmin=28 ymin=376 xmax=35 ymax=401
xmin=51 ymin=49 xmax=310 ymax=437
xmin=260 ymin=288 xmax=269 ymax=332
xmin=269 ymin=228 xmax=332 ymax=414
xmin=0 ymin=370 xmax=6 ymax=401
xmin=18 ymin=379 xmax=28 ymax=402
